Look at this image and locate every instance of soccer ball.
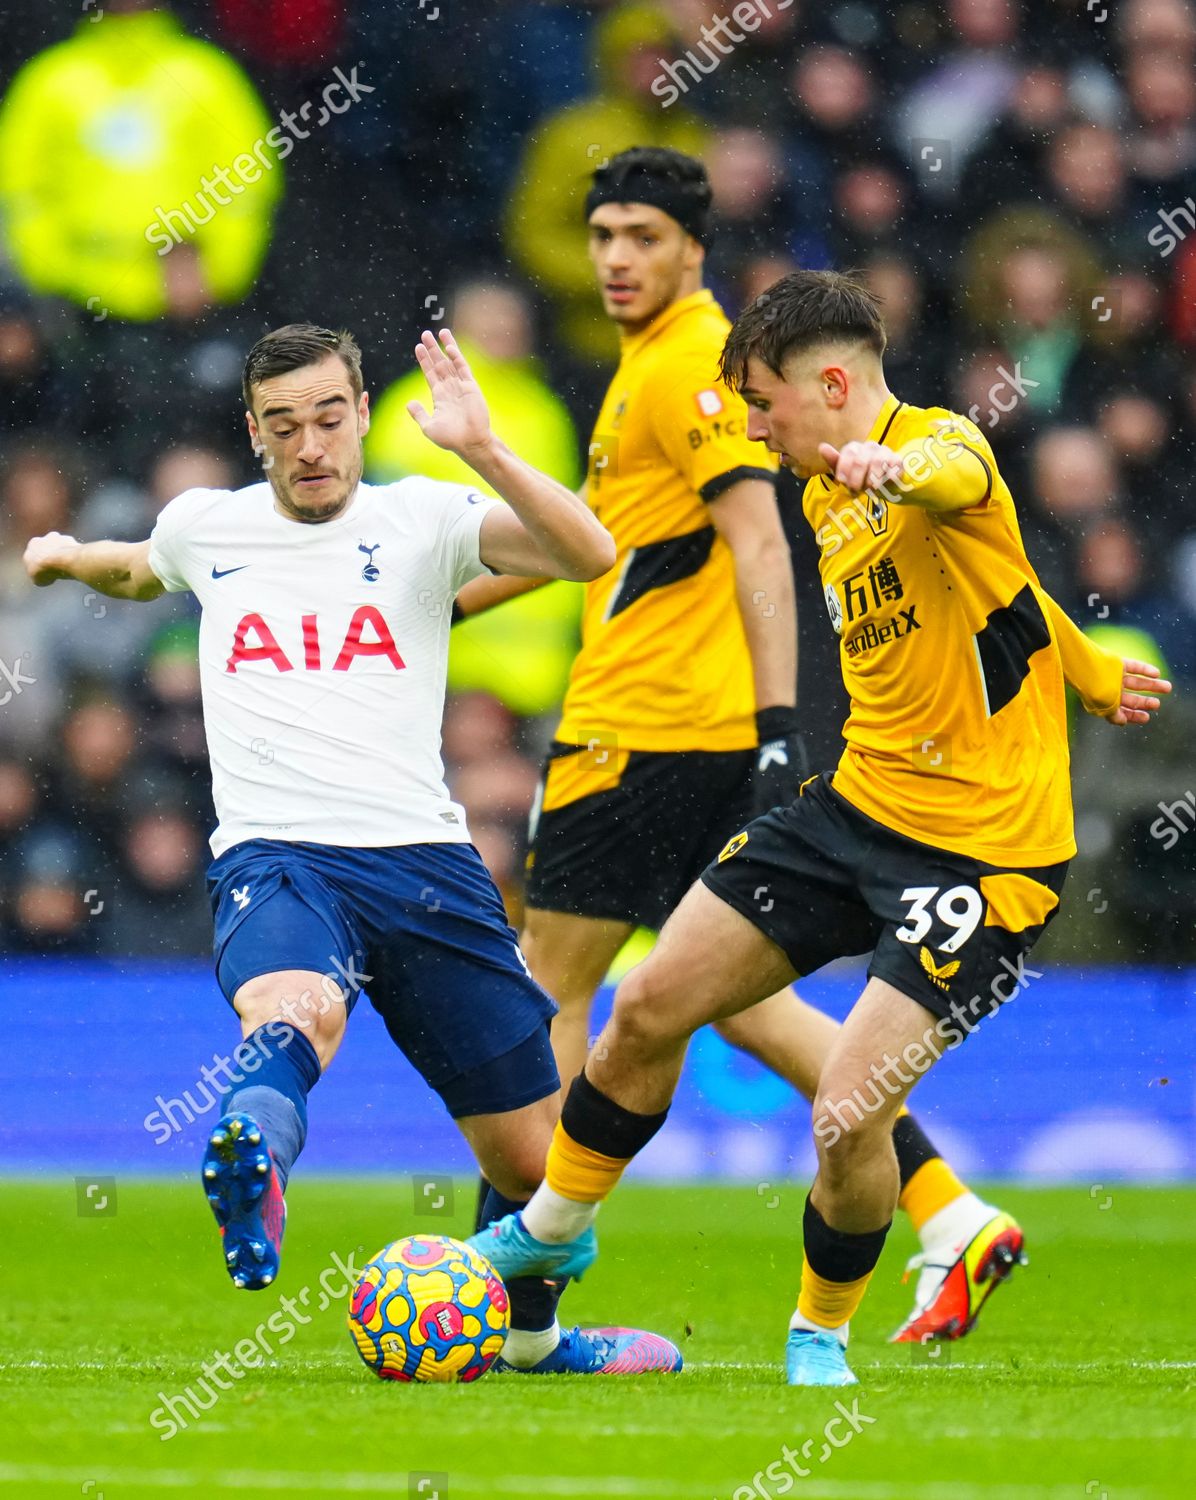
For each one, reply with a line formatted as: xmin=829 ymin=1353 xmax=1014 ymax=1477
xmin=347 ymin=1234 xmax=509 ymax=1382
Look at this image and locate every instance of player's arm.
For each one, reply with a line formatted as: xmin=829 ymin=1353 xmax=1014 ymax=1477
xmin=454 ymin=482 xmax=591 ymax=618
xmin=821 ymin=434 xmax=1174 ymax=724
xmin=408 ymin=330 xmax=614 ymax=582
xmin=708 ymin=477 xmax=797 ymax=712
xmin=708 ymin=477 xmax=807 ymax=809
xmin=454 ymin=572 xmax=549 ymax=618
xmin=1041 ymin=591 xmax=1172 ymax=726
xmin=22 ymin=532 xmax=165 ymax=601
xmin=650 ymin=360 xmax=803 ymax=799
xmin=472 ymin=456 xmax=611 ymax=580
xmin=818 ymin=424 xmax=991 ymax=514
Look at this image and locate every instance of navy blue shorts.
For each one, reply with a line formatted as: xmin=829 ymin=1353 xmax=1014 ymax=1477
xmin=206 ymin=839 xmax=559 ymax=1118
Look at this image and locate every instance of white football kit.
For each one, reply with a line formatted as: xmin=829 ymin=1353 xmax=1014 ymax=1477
xmin=148 ymin=478 xmax=498 ymax=857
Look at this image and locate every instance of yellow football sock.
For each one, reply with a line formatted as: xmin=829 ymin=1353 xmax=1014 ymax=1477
xmin=796 ymin=1254 xmax=874 ymax=1329
xmin=544 ymin=1119 xmax=630 ymax=1203
xmin=899 ymin=1156 xmax=968 ymax=1233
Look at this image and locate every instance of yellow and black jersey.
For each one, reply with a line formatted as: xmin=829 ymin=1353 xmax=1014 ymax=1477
xmin=807 ymin=394 xmax=1076 ymax=868
xmin=556 ymin=289 xmax=779 ymax=754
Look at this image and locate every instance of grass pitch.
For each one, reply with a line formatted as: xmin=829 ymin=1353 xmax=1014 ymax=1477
xmin=0 ymin=1180 xmax=1192 ymax=1499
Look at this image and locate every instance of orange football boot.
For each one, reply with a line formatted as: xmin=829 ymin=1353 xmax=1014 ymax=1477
xmin=890 ymin=1210 xmax=1027 ymax=1343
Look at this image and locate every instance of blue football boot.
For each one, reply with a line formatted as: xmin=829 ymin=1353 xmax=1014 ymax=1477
xmin=468 ymin=1212 xmax=597 ymax=1282
xmin=201 ymin=1112 xmax=286 ymax=1290
xmin=495 ymin=1325 xmax=683 ymax=1375
xmin=785 ymin=1329 xmax=858 ymax=1386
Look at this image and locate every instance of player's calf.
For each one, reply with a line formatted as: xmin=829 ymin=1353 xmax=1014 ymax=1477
xmin=810 ymin=1088 xmax=902 ymax=1225
xmin=810 ymin=981 xmax=944 ymax=1224
xmin=587 ymin=962 xmax=698 ymax=1112
xmin=457 ymin=1086 xmax=559 ymax=1205
xmin=789 ymin=980 xmax=940 ymax=1374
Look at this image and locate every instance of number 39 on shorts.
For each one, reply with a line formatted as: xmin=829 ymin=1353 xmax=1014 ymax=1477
xmin=895 ymin=885 xmax=983 ymax=954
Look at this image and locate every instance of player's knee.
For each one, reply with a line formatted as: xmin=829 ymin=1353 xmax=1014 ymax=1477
xmin=609 ymin=965 xmax=687 ymax=1051
xmin=811 ymin=1085 xmax=892 ymax=1170
xmin=487 ymin=1155 xmax=544 ymax=1203
xmin=478 ymin=1136 xmax=548 ymax=1201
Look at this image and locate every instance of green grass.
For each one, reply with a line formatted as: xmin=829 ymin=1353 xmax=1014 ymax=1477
xmin=1 ymin=1181 xmax=1193 ymax=1498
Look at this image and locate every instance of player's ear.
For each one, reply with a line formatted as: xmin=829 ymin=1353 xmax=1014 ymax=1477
xmin=684 ymin=234 xmax=705 ymax=273
xmin=245 ymin=408 xmax=261 ymax=451
xmin=358 ymin=389 xmax=370 ymax=436
xmin=822 ymin=365 xmax=849 ymax=409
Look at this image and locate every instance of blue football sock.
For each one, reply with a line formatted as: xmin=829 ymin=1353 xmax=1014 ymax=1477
xmin=221 ymin=1023 xmax=321 ymax=1190
xmin=476 ymin=1182 xmax=566 ymax=1332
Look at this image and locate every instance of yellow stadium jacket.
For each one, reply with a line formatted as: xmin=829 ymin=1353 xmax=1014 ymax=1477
xmin=505 ymin=3 xmax=707 ymax=361
xmin=0 ymin=9 xmax=280 ymax=320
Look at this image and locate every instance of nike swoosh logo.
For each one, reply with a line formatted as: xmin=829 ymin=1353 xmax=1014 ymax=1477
xmin=211 ymin=565 xmax=249 ymax=579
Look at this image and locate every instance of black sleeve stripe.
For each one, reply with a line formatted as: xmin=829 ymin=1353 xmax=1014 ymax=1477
xmin=973 ymin=583 xmax=1052 ymax=718
xmin=699 ymin=465 xmax=778 ymax=503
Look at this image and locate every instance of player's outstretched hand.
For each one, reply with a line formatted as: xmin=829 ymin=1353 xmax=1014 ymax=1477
xmin=23 ymin=531 xmax=78 ymax=586
xmin=819 ymin=441 xmax=906 ymax=493
xmin=407 ymin=328 xmax=492 ymax=459
xmin=1107 ymin=659 xmax=1173 ymax=726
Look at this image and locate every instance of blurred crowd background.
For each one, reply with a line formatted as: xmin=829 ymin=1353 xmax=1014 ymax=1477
xmin=1 ymin=0 xmax=1194 ymax=966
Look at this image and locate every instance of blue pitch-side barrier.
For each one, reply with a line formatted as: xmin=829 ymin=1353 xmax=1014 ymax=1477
xmin=1 ymin=958 xmax=1193 ymax=1181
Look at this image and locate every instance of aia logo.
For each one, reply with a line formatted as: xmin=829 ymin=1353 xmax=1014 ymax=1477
xmin=225 ymin=607 xmax=405 ymax=674
xmin=358 ymin=541 xmax=380 ymax=581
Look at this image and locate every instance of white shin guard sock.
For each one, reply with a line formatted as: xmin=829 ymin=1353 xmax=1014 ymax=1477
xmin=917 ymin=1191 xmax=996 ymax=1255
xmin=789 ymin=1309 xmax=849 ymax=1348
xmin=500 ymin=1319 xmax=561 ymax=1368
xmin=521 ymin=1187 xmax=598 ymax=1244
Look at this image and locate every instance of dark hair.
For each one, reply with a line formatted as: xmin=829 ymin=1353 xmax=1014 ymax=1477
xmin=242 ymin=324 xmax=363 ymax=408
xmin=720 ymin=270 xmax=886 ymax=390
xmin=585 ymin=145 xmax=713 ymax=244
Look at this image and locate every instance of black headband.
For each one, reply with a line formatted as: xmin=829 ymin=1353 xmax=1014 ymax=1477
xmin=584 ymin=166 xmax=712 ymax=246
